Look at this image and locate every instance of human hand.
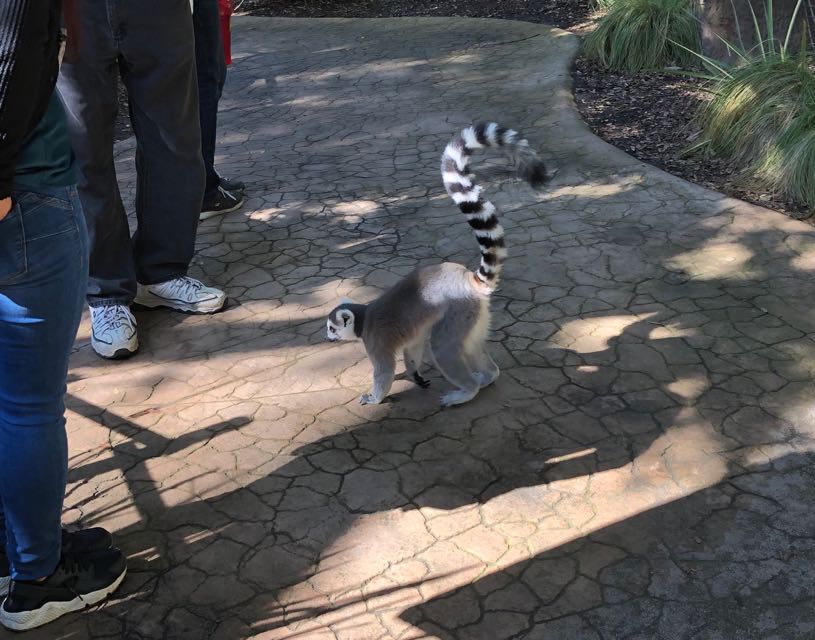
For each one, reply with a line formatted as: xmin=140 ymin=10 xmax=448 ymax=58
xmin=0 ymin=198 xmax=11 ymax=221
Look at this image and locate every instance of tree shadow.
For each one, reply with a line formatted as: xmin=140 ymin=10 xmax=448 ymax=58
xmin=401 ymin=449 xmax=815 ymax=639
xmin=55 ymin=165 xmax=815 ymax=638
xmin=47 ymin=295 xmax=815 ymax=638
xmin=55 ymin=153 xmax=815 ymax=637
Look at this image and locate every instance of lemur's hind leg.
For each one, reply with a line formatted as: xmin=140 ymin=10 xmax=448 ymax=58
xmin=433 ymin=347 xmax=481 ymax=406
xmin=430 ymin=320 xmax=481 ymax=407
xmin=468 ymin=346 xmax=499 ymax=388
xmin=403 ymin=338 xmax=430 ymax=388
xmin=461 ymin=300 xmax=498 ymax=389
xmin=360 ymin=348 xmax=395 ymax=405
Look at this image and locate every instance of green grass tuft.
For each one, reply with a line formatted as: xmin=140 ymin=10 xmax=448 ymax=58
xmin=699 ymin=55 xmax=815 ymax=210
xmin=582 ymin=0 xmax=700 ymax=71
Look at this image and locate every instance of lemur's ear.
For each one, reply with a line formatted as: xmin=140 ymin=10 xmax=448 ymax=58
xmin=340 ymin=297 xmax=354 ymax=305
xmin=338 ymin=309 xmax=353 ymax=326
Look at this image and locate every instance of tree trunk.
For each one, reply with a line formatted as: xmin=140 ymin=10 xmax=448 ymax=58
xmin=696 ymin=0 xmax=809 ymax=63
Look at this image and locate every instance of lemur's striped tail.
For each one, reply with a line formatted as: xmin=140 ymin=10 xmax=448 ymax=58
xmin=441 ymin=122 xmax=548 ymax=291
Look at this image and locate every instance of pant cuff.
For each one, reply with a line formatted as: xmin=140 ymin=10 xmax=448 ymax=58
xmin=137 ymin=271 xmax=188 ymax=287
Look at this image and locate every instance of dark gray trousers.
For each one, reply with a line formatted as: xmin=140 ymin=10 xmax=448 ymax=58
xmin=57 ymin=0 xmax=205 ymax=306
xmin=193 ymin=0 xmax=228 ymax=199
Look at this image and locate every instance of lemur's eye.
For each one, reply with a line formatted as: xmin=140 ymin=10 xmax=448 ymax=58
xmin=330 ymin=327 xmax=336 ymax=333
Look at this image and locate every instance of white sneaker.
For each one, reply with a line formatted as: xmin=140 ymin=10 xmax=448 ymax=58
xmin=90 ymin=305 xmax=139 ymax=359
xmin=134 ymin=276 xmax=226 ymax=314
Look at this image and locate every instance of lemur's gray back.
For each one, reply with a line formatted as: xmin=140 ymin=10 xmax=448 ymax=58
xmin=440 ymin=122 xmax=547 ymax=290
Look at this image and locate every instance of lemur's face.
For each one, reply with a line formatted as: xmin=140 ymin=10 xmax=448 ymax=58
xmin=326 ymin=307 xmax=356 ymax=342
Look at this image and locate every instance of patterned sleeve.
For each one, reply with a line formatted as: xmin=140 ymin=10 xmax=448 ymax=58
xmin=0 ymin=0 xmax=61 ymax=199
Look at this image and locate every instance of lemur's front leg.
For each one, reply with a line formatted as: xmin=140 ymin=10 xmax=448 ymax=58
xmin=359 ymin=348 xmax=395 ymax=405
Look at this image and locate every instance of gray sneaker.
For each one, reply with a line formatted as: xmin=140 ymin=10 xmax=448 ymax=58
xmin=135 ymin=276 xmax=226 ymax=314
xmin=89 ymin=305 xmax=138 ymax=359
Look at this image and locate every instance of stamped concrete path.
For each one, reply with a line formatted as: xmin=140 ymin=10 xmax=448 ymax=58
xmin=36 ymin=16 xmax=815 ymax=640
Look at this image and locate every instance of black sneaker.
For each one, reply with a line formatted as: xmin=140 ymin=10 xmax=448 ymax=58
xmin=61 ymin=527 xmax=113 ymax=555
xmin=219 ymin=175 xmax=245 ymax=194
xmin=200 ymin=186 xmax=244 ymax=221
xmin=0 ymin=554 xmax=8 ymax=597
xmin=0 ymin=548 xmax=126 ymax=631
xmin=0 ymin=527 xmax=112 ymax=596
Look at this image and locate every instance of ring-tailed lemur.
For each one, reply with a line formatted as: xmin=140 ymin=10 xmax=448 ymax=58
xmin=326 ymin=122 xmax=548 ymax=407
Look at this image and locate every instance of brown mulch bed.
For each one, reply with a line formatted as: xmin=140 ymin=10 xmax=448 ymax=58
xmin=572 ymin=59 xmax=714 ymax=180
xmin=571 ymin=59 xmax=809 ymax=218
xmin=113 ymin=0 xmax=805 ymax=218
xmin=239 ymin=0 xmax=594 ymax=30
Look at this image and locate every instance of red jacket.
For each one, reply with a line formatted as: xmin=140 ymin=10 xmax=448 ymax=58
xmin=219 ymin=0 xmax=233 ymax=65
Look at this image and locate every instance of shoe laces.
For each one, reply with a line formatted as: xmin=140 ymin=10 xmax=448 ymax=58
xmin=217 ymin=186 xmax=238 ymax=202
xmin=50 ymin=554 xmax=95 ymax=602
xmin=55 ymin=553 xmax=92 ymax=577
xmin=94 ymin=305 xmax=136 ymax=334
xmin=165 ymin=276 xmax=204 ymax=298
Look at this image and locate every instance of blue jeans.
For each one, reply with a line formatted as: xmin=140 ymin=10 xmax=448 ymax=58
xmin=0 ymin=185 xmax=88 ymax=580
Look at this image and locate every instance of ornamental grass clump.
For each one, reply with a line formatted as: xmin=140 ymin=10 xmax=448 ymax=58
xmin=700 ymin=56 xmax=815 ymax=210
xmin=685 ymin=0 xmax=815 ymax=211
xmin=591 ymin=0 xmax=618 ymax=12
xmin=583 ymin=0 xmax=700 ymax=71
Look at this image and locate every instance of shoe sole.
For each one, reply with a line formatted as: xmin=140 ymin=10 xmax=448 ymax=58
xmin=133 ymin=290 xmax=227 ymax=315
xmin=91 ymin=336 xmax=139 ymax=360
xmin=0 ymin=566 xmax=126 ymax=631
xmin=0 ymin=576 xmax=8 ymax=597
xmin=199 ymin=198 xmax=244 ymax=221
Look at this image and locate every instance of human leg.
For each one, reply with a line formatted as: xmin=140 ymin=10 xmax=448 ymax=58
xmin=0 ymin=187 xmax=127 ymax=631
xmin=194 ymin=0 xmax=227 ymax=200
xmin=118 ymin=0 xmax=206 ymax=287
xmin=57 ymin=9 xmax=136 ymax=307
xmin=0 ymin=187 xmax=87 ymax=582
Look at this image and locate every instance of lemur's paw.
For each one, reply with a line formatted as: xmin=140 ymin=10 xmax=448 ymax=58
xmin=412 ymin=372 xmax=431 ymax=389
xmin=440 ymin=389 xmax=478 ymax=407
xmin=473 ymin=370 xmax=499 ymax=388
xmin=359 ymin=393 xmax=383 ymax=405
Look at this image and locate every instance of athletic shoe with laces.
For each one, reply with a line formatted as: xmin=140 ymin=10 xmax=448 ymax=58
xmin=200 ymin=185 xmax=244 ymax=221
xmin=60 ymin=527 xmax=113 ymax=556
xmin=218 ymin=175 xmax=245 ymax=194
xmin=0 ymin=528 xmax=113 ymax=597
xmin=0 ymin=548 xmax=126 ymax=631
xmin=90 ymin=305 xmax=138 ymax=359
xmin=134 ymin=276 xmax=226 ymax=314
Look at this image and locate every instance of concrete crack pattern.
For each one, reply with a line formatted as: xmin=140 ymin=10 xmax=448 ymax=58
xmin=39 ymin=17 xmax=815 ymax=640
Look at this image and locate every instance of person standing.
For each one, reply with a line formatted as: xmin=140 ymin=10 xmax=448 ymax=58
xmin=0 ymin=0 xmax=126 ymax=630
xmin=58 ymin=0 xmax=227 ymax=360
xmin=194 ymin=0 xmax=246 ymax=220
